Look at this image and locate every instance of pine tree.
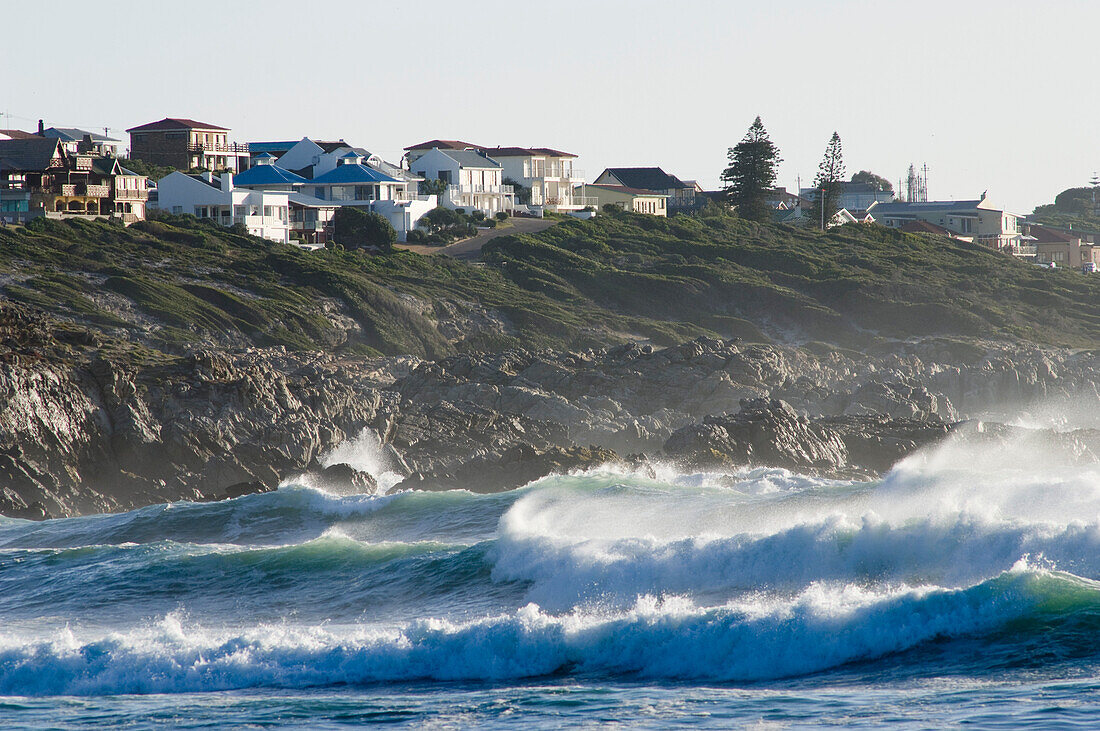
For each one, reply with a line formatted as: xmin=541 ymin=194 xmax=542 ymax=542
xmin=811 ymin=132 xmax=845 ymax=229
xmin=720 ymin=116 xmax=782 ymax=222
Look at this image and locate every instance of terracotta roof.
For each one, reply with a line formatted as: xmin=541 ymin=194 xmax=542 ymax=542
xmin=126 ymin=117 xmax=230 ymax=133
xmin=1028 ymin=225 xmax=1077 ymax=244
xmin=899 ymin=220 xmax=955 ymax=236
xmin=482 ymin=146 xmax=577 ymax=158
xmin=404 ymin=139 xmax=479 ymax=151
xmin=0 ymin=129 xmax=39 ymax=140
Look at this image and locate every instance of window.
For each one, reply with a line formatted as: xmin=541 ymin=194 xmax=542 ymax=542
xmin=172 ymin=206 xmax=182 ymax=214
xmin=263 ymin=205 xmax=273 ymax=217
xmin=960 ymin=218 xmax=973 ymax=233
xmin=234 ymin=205 xmax=246 ymax=217
xmin=194 ymin=206 xmax=207 ymax=217
xmin=132 ymin=133 xmax=146 ymax=143
xmin=250 ymin=205 xmax=260 ymax=216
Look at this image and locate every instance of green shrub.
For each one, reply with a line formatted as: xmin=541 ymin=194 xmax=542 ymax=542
xmin=333 ymin=207 xmax=397 ymax=251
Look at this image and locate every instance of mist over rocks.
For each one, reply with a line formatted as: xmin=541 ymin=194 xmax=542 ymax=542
xmin=1 ymin=324 xmax=1098 ymax=518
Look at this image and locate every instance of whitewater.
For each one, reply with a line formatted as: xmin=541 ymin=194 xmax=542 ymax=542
xmin=3 ymin=429 xmax=1100 ymax=728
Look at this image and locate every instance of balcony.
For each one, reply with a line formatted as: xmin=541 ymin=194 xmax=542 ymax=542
xmin=113 ymin=188 xmax=148 ymax=200
xmin=188 ymin=141 xmax=250 ymax=154
xmin=447 ymin=184 xmax=514 ymax=196
xmin=52 ymin=183 xmax=111 ymax=197
xmin=525 ymin=168 xmax=584 ymax=181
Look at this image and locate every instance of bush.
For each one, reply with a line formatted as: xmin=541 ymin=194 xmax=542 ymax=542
xmin=470 ymin=210 xmax=485 ymax=222
xmin=333 ymin=207 xmax=396 ymax=251
xmin=496 ymin=212 xmax=509 ymax=221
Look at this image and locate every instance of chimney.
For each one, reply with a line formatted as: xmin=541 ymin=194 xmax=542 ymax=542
xmin=221 ymin=172 xmax=233 ymax=193
xmin=37 ymin=119 xmax=44 ymax=136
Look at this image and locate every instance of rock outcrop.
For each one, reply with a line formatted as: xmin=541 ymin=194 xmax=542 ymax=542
xmin=1 ymin=309 xmax=1097 ymax=519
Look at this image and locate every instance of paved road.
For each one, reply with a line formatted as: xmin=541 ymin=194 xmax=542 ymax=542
xmin=398 ymin=217 xmax=558 ymax=260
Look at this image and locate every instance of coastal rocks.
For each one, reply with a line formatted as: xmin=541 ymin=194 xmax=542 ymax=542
xmin=664 ymin=399 xmax=850 ymax=473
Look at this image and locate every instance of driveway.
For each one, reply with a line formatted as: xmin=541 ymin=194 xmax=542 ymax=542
xmin=398 ymin=217 xmax=559 ymax=260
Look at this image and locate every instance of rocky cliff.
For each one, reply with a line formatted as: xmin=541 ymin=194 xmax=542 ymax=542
xmin=3 ymin=301 xmax=1097 ymax=519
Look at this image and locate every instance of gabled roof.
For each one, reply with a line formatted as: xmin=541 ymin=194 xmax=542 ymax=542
xmin=588 ymin=183 xmax=667 ymax=197
xmin=232 ymin=163 xmax=309 ymax=187
xmin=0 ymin=129 xmax=38 ymax=140
xmin=42 ymin=127 xmax=119 ymax=143
xmin=90 ymin=157 xmax=123 ymax=176
xmin=599 ymin=167 xmax=689 ymax=191
xmin=0 ymin=138 xmax=64 ymax=172
xmin=434 ymin=148 xmax=502 ymax=169
xmin=404 ymin=139 xmax=479 ymax=151
xmin=126 ymin=117 xmax=229 ymax=133
xmin=309 ymin=163 xmax=399 ymax=185
xmin=1028 ymin=225 xmax=1078 ymax=244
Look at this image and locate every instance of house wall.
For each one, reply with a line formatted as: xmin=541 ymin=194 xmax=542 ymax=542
xmin=588 ymin=187 xmax=666 ymax=216
xmin=276 ymin=139 xmax=325 ymax=174
xmin=130 ymin=130 xmax=191 ymax=169
xmin=154 ymin=172 xmax=289 ymax=243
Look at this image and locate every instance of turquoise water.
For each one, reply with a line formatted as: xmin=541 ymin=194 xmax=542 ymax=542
xmin=2 ymin=436 xmax=1100 ymax=728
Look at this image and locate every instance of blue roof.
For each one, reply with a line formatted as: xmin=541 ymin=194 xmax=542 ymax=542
xmin=248 ymin=141 xmax=299 ymax=153
xmin=309 ymin=164 xmax=398 ymax=185
xmin=232 ymin=164 xmax=309 ymax=186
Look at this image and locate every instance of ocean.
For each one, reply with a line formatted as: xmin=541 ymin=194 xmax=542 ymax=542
xmin=2 ymin=430 xmax=1100 ymax=728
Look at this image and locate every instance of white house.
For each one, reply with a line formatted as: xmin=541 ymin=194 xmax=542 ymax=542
xmin=233 ymin=146 xmax=436 ymax=242
xmin=409 ymin=147 xmax=514 ymax=215
xmin=478 ymin=146 xmax=593 ymax=212
xmin=154 ymin=171 xmax=290 ymax=243
xmin=866 ymin=193 xmax=1024 ymax=252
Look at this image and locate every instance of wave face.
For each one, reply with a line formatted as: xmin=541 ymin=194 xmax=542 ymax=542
xmin=2 ymin=433 xmax=1100 ymax=698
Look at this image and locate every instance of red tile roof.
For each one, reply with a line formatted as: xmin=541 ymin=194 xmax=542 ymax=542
xmin=899 ymin=220 xmax=955 ymax=236
xmin=1029 ymin=226 xmax=1077 ymax=244
xmin=404 ymin=139 xmax=479 ymax=151
xmin=126 ymin=117 xmax=229 ymax=133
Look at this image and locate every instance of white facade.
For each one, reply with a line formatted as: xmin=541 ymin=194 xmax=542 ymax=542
xmin=154 ymin=171 xmax=290 ymax=243
xmin=409 ymin=148 xmax=514 ymax=214
xmin=486 ymin=149 xmax=594 ymax=211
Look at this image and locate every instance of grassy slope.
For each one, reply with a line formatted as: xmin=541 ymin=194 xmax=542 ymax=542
xmin=0 ymin=209 xmax=1097 ymax=362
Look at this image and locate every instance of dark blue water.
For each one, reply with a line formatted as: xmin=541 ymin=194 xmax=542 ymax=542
xmin=2 ymin=439 xmax=1100 ymax=728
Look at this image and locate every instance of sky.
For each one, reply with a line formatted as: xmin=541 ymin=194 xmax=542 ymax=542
xmin=1 ymin=0 xmax=1093 ymax=213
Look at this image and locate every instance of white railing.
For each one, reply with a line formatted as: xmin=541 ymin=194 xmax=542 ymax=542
xmin=447 ymin=184 xmax=514 ymax=195
xmin=525 ymin=168 xmax=584 ymax=180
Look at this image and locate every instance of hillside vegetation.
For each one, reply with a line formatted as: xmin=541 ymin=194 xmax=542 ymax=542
xmin=0 ymin=208 xmax=1097 ymax=363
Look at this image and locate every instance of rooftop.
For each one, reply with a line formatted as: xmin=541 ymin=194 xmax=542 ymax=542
xmin=0 ymin=137 xmax=64 ymax=173
xmin=309 ymin=163 xmax=400 ymax=185
xmin=126 ymin=117 xmax=230 ymax=133
xmin=404 ymin=139 xmax=479 ymax=152
xmin=41 ymin=127 xmax=120 ymax=143
xmin=232 ymin=164 xmax=310 ymax=187
xmin=599 ymin=167 xmax=690 ymax=191
xmin=588 ymin=183 xmax=667 ymax=197
xmin=434 ymin=149 xmax=502 ymax=169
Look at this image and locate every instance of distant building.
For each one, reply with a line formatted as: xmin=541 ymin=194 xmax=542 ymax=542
xmin=1027 ymin=225 xmax=1100 ymax=269
xmin=867 ymin=194 xmax=1024 ymax=253
xmin=406 ymin=140 xmax=593 ymax=212
xmin=595 ymin=167 xmax=697 ymax=212
xmin=586 ymin=183 xmax=668 ymax=216
xmin=409 ymin=147 xmax=513 ymax=215
xmin=800 ymin=181 xmax=895 ymax=212
xmin=40 ymin=124 xmax=120 ymax=156
xmin=154 ymin=170 xmax=289 ymax=243
xmin=230 ymin=147 xmax=436 ymax=243
xmin=126 ymin=118 xmax=250 ymax=171
xmin=0 ymin=137 xmax=148 ymax=223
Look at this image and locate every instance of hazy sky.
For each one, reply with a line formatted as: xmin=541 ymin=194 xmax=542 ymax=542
xmin=2 ymin=0 xmax=1092 ymax=213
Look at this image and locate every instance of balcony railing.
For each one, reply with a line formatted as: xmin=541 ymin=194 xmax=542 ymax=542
xmin=52 ymin=184 xmax=111 ymax=197
xmin=113 ymin=188 xmax=148 ymax=200
xmin=188 ymin=142 xmax=250 ymax=154
xmin=525 ymin=168 xmax=584 ymax=180
xmin=542 ymin=195 xmax=599 ymax=208
xmin=447 ymin=184 xmax=514 ymax=195
xmin=85 ymin=184 xmax=110 ymax=197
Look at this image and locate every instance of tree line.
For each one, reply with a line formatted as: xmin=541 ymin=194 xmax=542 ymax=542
xmin=719 ymin=118 xmax=891 ymax=229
